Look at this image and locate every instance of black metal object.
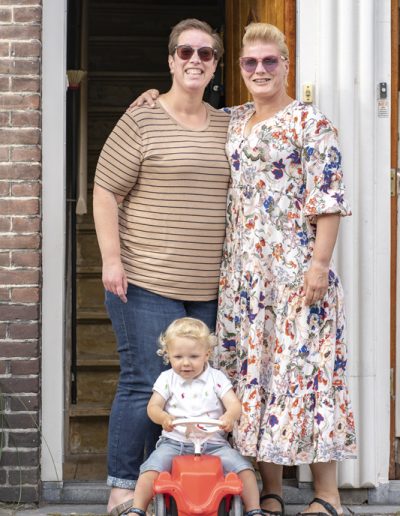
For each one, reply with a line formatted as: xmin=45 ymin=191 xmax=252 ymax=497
xmin=66 ymin=0 xmax=82 ymax=405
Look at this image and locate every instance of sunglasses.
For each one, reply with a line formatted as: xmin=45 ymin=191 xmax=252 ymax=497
xmin=239 ymin=55 xmax=286 ymax=73
xmin=174 ymin=45 xmax=217 ymax=62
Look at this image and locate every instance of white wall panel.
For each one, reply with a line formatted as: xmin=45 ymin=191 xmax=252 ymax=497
xmin=297 ymin=0 xmax=391 ymax=487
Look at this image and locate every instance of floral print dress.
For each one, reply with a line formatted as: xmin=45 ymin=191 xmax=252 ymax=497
xmin=215 ymin=100 xmax=357 ymax=465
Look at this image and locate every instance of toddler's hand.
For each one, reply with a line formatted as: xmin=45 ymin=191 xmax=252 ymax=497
xmin=162 ymin=415 xmax=175 ymax=432
xmin=219 ymin=414 xmax=234 ymax=433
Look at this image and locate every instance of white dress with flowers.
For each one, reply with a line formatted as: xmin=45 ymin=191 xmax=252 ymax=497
xmin=215 ymin=101 xmax=357 ymax=465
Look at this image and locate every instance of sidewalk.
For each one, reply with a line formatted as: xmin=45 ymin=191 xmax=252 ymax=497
xmin=1 ymin=503 xmax=400 ymax=516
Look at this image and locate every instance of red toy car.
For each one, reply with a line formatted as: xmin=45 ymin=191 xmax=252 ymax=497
xmin=153 ymin=418 xmax=244 ymax=516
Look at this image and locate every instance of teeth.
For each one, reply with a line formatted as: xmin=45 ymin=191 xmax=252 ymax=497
xmin=186 ymin=69 xmax=202 ymax=75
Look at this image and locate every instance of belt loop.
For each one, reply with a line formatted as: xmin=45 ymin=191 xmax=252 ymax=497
xmin=179 ymin=441 xmax=184 ymax=455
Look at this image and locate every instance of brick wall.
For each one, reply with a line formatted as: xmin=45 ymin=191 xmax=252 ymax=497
xmin=0 ymin=0 xmax=42 ymax=503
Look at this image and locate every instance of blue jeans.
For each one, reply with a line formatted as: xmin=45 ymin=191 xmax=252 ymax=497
xmin=105 ymin=283 xmax=217 ymax=488
xmin=140 ymin=437 xmax=254 ymax=475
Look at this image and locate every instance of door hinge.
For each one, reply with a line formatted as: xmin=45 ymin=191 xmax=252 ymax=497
xmin=391 ymin=168 xmax=400 ymax=197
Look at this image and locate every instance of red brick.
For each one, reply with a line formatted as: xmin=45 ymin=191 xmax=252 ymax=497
xmin=11 ymin=287 xmax=39 ymax=302
xmin=11 ymin=77 xmax=40 ymax=93
xmin=12 ymin=216 xmax=41 ymax=233
xmin=0 ymin=0 xmax=40 ymax=4
xmin=9 ymin=394 xmax=39 ymax=411
xmin=0 ymin=486 xmax=39 ymax=503
xmin=0 ymin=128 xmax=40 ymax=145
xmin=1 ymin=340 xmax=38 ymax=358
xmin=0 ymin=181 xmax=9 ymax=195
xmin=0 ymin=322 xmax=6 ymax=338
xmin=0 ymin=359 xmax=9 ymax=373
xmin=0 ymin=111 xmax=10 ymax=125
xmin=0 ymin=7 xmax=11 ymax=21
xmin=11 ymin=41 xmax=40 ymax=58
xmin=8 ymin=322 xmax=39 ymax=339
xmin=0 ymin=251 xmax=9 ymax=266
xmin=0 ymin=287 xmax=9 ymax=301
xmin=13 ymin=6 xmax=41 ymax=23
xmin=0 ymin=269 xmax=39 ymax=285
xmin=9 ymin=467 xmax=39 ymax=485
xmin=0 ymin=163 xmax=41 ymax=180
xmin=11 ymin=182 xmax=40 ymax=197
xmin=10 ymin=358 xmax=39 ymax=375
xmin=11 ymin=111 xmax=40 ymax=126
xmin=0 ymin=59 xmax=39 ymax=75
xmin=0 ymin=450 xmax=39 ymax=467
xmin=0 ymin=146 xmax=9 ymax=161
xmin=0 ymin=41 xmax=9 ymax=57
xmin=0 ymin=93 xmax=40 ymax=109
xmin=0 ymin=303 xmax=39 ymax=320
xmin=0 ymin=198 xmax=39 ymax=215
xmin=0 ymin=217 xmax=11 ymax=232
xmin=11 ymin=146 xmax=40 ymax=162
xmin=11 ymin=250 xmax=40 ymax=266
xmin=0 ymin=76 xmax=10 ymax=91
xmin=0 ymin=25 xmax=40 ymax=39
xmin=0 ymin=376 xmax=39 ymax=393
xmin=5 ymin=413 xmax=38 ymax=429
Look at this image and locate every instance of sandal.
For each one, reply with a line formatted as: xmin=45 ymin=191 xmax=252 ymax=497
xmin=295 ymin=497 xmax=341 ymax=516
xmin=260 ymin=493 xmax=285 ymax=516
xmin=109 ymin=499 xmax=136 ymax=516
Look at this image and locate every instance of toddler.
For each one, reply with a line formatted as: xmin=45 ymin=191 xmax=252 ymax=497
xmin=126 ymin=317 xmax=263 ymax=516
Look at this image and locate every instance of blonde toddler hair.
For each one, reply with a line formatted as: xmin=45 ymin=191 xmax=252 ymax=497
xmin=158 ymin=317 xmax=217 ymax=364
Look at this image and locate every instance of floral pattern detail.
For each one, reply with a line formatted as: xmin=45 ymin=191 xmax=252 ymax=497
xmin=215 ymin=101 xmax=356 ymax=465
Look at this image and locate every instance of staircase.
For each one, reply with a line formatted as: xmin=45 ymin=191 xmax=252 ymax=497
xmin=65 ymin=0 xmax=225 ymax=481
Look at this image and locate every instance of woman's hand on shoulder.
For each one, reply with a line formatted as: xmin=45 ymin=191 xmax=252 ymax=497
xmin=127 ymin=89 xmax=160 ymax=112
xmin=303 ymin=261 xmax=329 ymax=306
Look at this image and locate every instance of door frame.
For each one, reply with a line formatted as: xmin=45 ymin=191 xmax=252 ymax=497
xmin=41 ymin=0 xmax=67 ymax=482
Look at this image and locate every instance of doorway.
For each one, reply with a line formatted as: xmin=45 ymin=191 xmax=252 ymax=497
xmin=65 ymin=0 xmax=296 ymax=482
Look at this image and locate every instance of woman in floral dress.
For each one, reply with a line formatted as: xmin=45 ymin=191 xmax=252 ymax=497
xmin=216 ymin=23 xmax=356 ymax=516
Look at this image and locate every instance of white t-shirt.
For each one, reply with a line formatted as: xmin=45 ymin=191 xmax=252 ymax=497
xmin=153 ymin=365 xmax=233 ymax=444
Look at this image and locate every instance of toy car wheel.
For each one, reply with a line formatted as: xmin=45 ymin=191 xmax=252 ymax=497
xmin=154 ymin=494 xmax=178 ymax=516
xmin=154 ymin=494 xmax=166 ymax=516
xmin=229 ymin=495 xmax=243 ymax=516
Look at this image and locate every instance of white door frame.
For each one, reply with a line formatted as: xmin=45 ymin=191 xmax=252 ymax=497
xmin=41 ymin=0 xmax=67 ymax=481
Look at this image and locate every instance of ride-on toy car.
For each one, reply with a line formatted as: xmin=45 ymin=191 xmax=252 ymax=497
xmin=153 ymin=417 xmax=244 ymax=516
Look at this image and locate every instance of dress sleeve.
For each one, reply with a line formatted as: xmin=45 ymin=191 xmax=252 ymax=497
xmin=94 ymin=111 xmax=142 ymax=197
xmin=302 ymin=113 xmax=351 ymax=219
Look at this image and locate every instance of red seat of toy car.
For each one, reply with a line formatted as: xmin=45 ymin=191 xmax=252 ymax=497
xmin=154 ymin=455 xmax=242 ymax=515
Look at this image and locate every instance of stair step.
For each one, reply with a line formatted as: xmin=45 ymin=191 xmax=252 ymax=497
xmin=77 ymin=354 xmax=119 ymax=368
xmin=77 ymin=309 xmax=109 ymax=321
xmin=70 ymin=403 xmax=111 ymax=417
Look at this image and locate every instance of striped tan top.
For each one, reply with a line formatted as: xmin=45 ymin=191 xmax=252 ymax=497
xmin=94 ymin=101 xmax=231 ymax=301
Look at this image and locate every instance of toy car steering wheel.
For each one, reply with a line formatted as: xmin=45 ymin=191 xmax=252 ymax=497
xmin=172 ymin=417 xmax=223 ymax=454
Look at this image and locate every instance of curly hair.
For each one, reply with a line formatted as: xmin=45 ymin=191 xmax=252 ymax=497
xmin=158 ymin=317 xmax=217 ymax=364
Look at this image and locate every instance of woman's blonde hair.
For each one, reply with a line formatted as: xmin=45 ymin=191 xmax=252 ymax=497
xmin=158 ymin=317 xmax=217 ymax=364
xmin=242 ymin=22 xmax=289 ymax=61
xmin=168 ymin=18 xmax=224 ymax=60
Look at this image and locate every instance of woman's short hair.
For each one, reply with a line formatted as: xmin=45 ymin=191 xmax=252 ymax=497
xmin=158 ymin=317 xmax=217 ymax=364
xmin=168 ymin=18 xmax=224 ymax=60
xmin=242 ymin=22 xmax=289 ymax=60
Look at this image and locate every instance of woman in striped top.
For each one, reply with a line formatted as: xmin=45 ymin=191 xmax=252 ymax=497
xmin=93 ymin=19 xmax=231 ymax=516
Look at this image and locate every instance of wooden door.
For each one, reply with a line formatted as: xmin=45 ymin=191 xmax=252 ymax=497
xmin=224 ymin=0 xmax=296 ymax=106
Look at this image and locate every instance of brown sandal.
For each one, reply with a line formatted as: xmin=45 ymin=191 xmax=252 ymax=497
xmin=295 ymin=497 xmax=342 ymax=516
xmin=260 ymin=493 xmax=285 ymax=515
xmin=109 ymin=498 xmax=135 ymax=516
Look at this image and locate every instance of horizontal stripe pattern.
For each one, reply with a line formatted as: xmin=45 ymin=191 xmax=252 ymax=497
xmin=95 ymin=102 xmax=230 ymax=300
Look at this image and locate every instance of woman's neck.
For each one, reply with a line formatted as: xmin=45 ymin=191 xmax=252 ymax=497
xmin=253 ymin=91 xmax=293 ymax=121
xmin=162 ymin=87 xmax=204 ymax=116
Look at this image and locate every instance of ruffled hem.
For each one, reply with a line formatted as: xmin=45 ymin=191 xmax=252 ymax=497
xmin=232 ymin=385 xmax=357 ymax=465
